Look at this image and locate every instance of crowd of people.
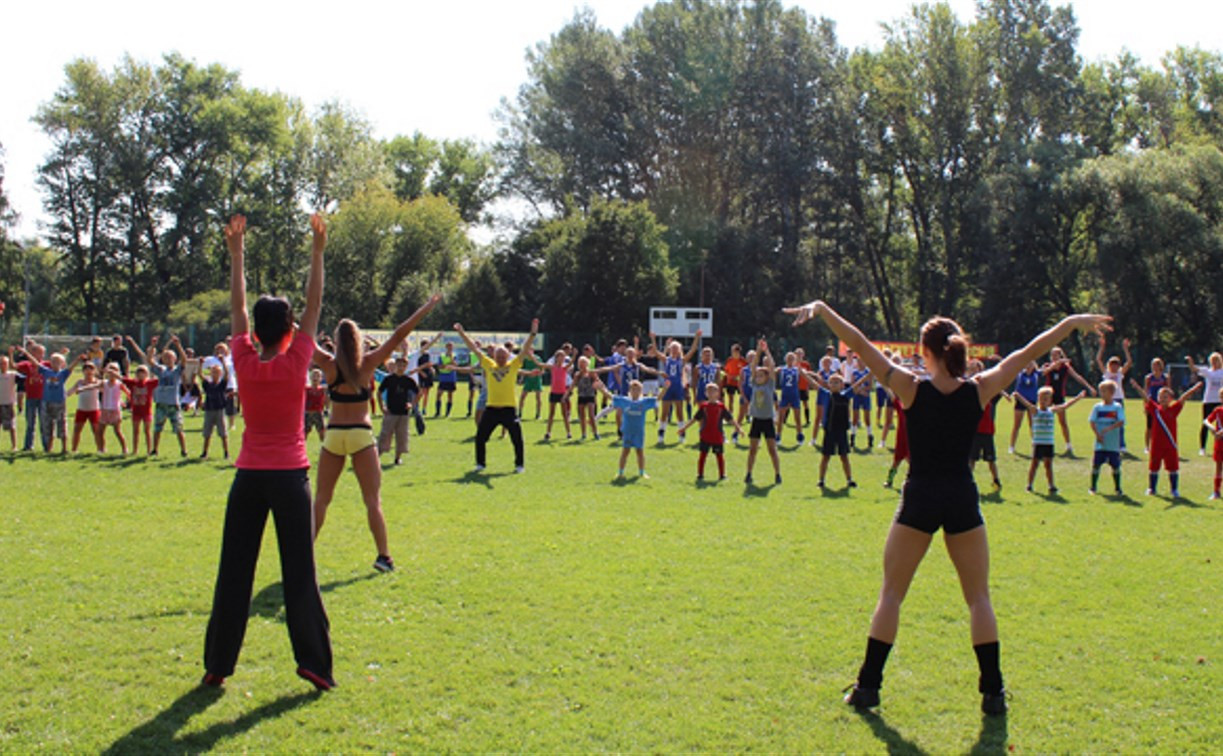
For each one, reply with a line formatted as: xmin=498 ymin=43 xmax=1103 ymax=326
xmin=5 ymin=212 xmax=1219 ymax=717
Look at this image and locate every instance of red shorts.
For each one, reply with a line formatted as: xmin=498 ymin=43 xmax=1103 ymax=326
xmin=1214 ymin=439 xmax=1223 ymax=464
xmin=131 ymin=406 xmax=152 ymax=420
xmin=893 ymin=431 xmax=910 ymax=464
xmin=75 ymin=409 xmax=100 ymax=427
xmin=1148 ymin=444 xmax=1179 ymax=472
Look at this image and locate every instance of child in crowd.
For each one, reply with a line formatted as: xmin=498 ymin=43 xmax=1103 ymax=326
xmin=1042 ymin=347 xmax=1095 ymax=454
xmin=66 ymin=362 xmax=104 ymax=453
xmin=1088 ymin=380 xmax=1126 ymax=495
xmin=968 ymin=360 xmax=1003 ymax=489
xmin=98 ymin=363 xmax=129 ymax=454
xmin=128 ymin=334 xmax=189 ymax=456
xmin=305 ymin=368 xmax=327 ymax=442
xmin=1141 ymin=358 xmax=1170 ymax=454
xmin=1186 ymin=352 xmax=1223 ymax=456
xmin=1095 ymin=335 xmax=1132 ymax=453
xmin=723 ymin=343 xmax=746 ymax=415
xmin=1205 ymin=387 xmax=1223 ymax=499
xmin=28 ymin=350 xmax=79 ymax=454
xmin=0 ymin=354 xmax=16 ymax=450
xmin=883 ymin=389 xmax=909 ymax=488
xmin=678 ymin=383 xmax=742 ymax=482
xmin=848 ymin=356 xmax=874 ymax=450
xmin=744 ymin=340 xmax=782 ymax=486
xmin=122 ymin=365 xmax=158 ymax=455
xmin=378 ymin=356 xmax=418 ymax=465
xmin=1131 ymin=377 xmax=1201 ymax=497
xmin=807 ymin=370 xmax=867 ymax=489
xmin=200 ymin=360 xmax=231 ymax=459
xmin=1015 ymin=386 xmax=1086 ymax=493
xmin=776 ymin=352 xmax=805 ymax=444
xmin=733 ymin=349 xmax=756 ymax=442
xmin=606 ymin=379 xmax=662 ymax=479
xmin=1007 ymin=361 xmax=1042 ymax=453
xmin=518 ymin=349 xmax=545 ymax=420
xmin=543 ymin=348 xmax=574 ymax=441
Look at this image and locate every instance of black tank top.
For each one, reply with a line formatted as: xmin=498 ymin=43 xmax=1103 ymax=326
xmin=903 ymin=380 xmax=983 ymax=479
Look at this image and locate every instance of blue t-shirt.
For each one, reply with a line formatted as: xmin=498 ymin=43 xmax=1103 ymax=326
xmin=664 ymin=358 xmax=684 ymax=388
xmin=740 ymin=366 xmax=754 ymax=400
xmin=1015 ymin=371 xmax=1041 ymax=403
xmin=613 ymin=395 xmax=658 ymax=443
xmin=1090 ymin=401 xmax=1126 ymax=452
xmin=817 ymin=369 xmax=833 ymax=399
xmin=779 ymin=366 xmax=800 ymax=401
xmin=605 ymin=353 xmax=624 ymax=391
xmin=151 ymin=363 xmax=183 ymax=405
xmin=38 ymin=366 xmax=72 ymax=404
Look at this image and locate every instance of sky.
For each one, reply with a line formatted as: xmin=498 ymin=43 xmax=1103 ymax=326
xmin=3 ymin=0 xmax=1221 ymax=240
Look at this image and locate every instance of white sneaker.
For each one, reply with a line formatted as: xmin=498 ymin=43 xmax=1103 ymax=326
xmin=1008 ymin=446 xmax=1015 ymax=454
xmin=474 ymin=464 xmax=486 ymax=472
xmin=1209 ymin=492 xmax=1220 ymax=500
xmin=1065 ymin=443 xmax=1073 ymax=454
xmin=514 ymin=466 xmax=525 ymax=474
xmin=1200 ymin=448 xmax=1206 ymax=456
xmin=1145 ymin=488 xmax=1154 ymax=495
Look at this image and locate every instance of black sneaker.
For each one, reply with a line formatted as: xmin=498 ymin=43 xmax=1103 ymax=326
xmin=414 ymin=416 xmax=426 ymax=435
xmin=848 ymin=480 xmax=858 ymax=488
xmin=373 ymin=554 xmax=395 ymax=573
xmin=744 ymin=473 xmax=753 ymax=485
xmin=982 ymin=689 xmax=1009 ymax=716
xmin=774 ymin=473 xmax=782 ymax=485
xmin=844 ymin=684 xmax=880 ymax=709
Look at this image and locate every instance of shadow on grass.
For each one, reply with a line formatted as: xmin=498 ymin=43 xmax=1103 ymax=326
xmin=101 ymin=685 xmax=318 ymax=754
xmin=450 ymin=470 xmax=511 ymax=489
xmin=1165 ymin=496 xmax=1205 ymax=510
xmin=853 ymin=709 xmax=928 ymax=755
xmin=251 ymin=572 xmax=382 ymax=619
xmin=741 ymin=481 xmax=776 ymax=498
xmin=818 ymin=485 xmax=851 ymax=499
xmin=969 ymin=713 xmax=1009 ymax=755
xmin=1104 ymin=492 xmax=1141 ymax=507
xmin=979 ymin=490 xmax=1005 ymax=504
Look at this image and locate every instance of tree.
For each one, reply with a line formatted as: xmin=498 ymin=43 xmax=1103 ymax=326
xmin=538 ymin=198 xmax=677 ymax=336
xmin=445 ymin=256 xmax=512 ymax=329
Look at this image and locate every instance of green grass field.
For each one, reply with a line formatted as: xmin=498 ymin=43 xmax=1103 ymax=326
xmin=1 ymin=396 xmax=1219 ymax=752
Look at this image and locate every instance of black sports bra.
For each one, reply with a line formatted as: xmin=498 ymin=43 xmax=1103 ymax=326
xmin=328 ymin=366 xmax=370 ymax=403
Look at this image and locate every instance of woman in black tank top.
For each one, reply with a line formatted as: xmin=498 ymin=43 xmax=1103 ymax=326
xmin=785 ymin=299 xmax=1110 ymax=717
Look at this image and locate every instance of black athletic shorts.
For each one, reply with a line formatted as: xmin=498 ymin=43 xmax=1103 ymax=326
xmin=549 ymin=392 xmax=566 ymax=405
xmin=970 ymin=433 xmax=997 ymax=462
xmin=438 ymin=381 xmax=456 ymax=393
xmin=698 ymin=441 xmax=724 ymax=454
xmin=418 ymin=375 xmax=434 ymax=389
xmin=724 ymin=385 xmax=738 ymax=397
xmin=799 ymin=389 xmax=810 ymax=402
xmin=895 ymin=476 xmax=983 ymax=535
xmin=749 ymin=418 xmax=776 ymax=440
xmin=822 ymin=430 xmax=849 ymax=456
xmin=578 ymin=396 xmax=594 ymax=406
xmin=1033 ymin=443 xmax=1055 ymax=460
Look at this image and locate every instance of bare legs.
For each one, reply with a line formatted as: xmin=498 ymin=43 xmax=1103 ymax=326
xmin=313 ymin=446 xmax=390 ymax=559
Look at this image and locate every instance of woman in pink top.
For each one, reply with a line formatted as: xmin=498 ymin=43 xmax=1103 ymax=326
xmin=202 ymin=213 xmax=334 ymax=692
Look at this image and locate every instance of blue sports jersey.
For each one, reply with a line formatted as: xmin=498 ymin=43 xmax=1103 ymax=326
xmin=779 ymin=366 xmax=801 ymax=401
xmin=740 ymin=366 xmax=754 ymax=400
xmin=852 ymin=367 xmax=870 ymax=391
xmin=605 ymin=353 xmax=624 ymax=391
xmin=1146 ymin=373 xmax=1168 ymax=400
xmin=697 ymin=362 xmax=720 ymax=390
xmin=614 ymin=395 xmax=658 ymax=448
xmin=663 ymin=358 xmax=685 ymax=398
xmin=1015 ymin=371 xmax=1041 ymax=403
xmin=1090 ymin=401 xmax=1126 ymax=452
xmin=619 ymin=361 xmax=640 ymax=393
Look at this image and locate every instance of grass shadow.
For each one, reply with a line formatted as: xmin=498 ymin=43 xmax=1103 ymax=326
xmin=1104 ymin=491 xmax=1141 ymax=507
xmin=450 ymin=470 xmax=511 ymax=489
xmin=251 ymin=572 xmax=381 ymax=620
xmin=1165 ymin=496 xmax=1205 ymax=510
xmin=980 ymin=490 xmax=1005 ymax=504
xmin=101 ymin=686 xmax=318 ymax=754
xmin=741 ymin=481 xmax=775 ymax=498
xmin=969 ymin=713 xmax=1009 ymax=755
xmin=819 ymin=485 xmax=851 ymax=499
xmin=853 ymin=709 xmax=929 ymax=755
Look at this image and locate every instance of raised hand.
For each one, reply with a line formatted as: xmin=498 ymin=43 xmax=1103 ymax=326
xmin=309 ymin=213 xmax=327 ymax=252
xmin=531 ymin=318 xmax=540 ymax=332
xmin=1069 ymin=314 xmax=1112 ymax=337
xmin=224 ymin=215 xmax=246 ymax=258
xmin=453 ymin=323 xmax=464 ymax=333
xmin=1122 ymin=338 xmax=1132 ymax=349
xmin=783 ymin=300 xmax=822 ymax=326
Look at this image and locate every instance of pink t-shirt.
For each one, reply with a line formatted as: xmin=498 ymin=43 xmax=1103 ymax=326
xmin=549 ymin=363 xmax=568 ymax=393
xmin=233 ymin=330 xmax=314 ymax=470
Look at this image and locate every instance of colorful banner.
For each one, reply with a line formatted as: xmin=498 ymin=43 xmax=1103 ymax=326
xmin=365 ymin=330 xmax=537 ymax=357
xmin=839 ymin=340 xmax=999 ymax=360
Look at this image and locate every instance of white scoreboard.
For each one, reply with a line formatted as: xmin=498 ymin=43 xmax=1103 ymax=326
xmin=649 ymin=307 xmax=712 ymax=338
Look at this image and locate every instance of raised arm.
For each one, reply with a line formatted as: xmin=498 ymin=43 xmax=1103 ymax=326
xmin=1120 ymin=339 xmax=1133 ymax=374
xmin=366 ymin=294 xmax=443 ymax=369
xmin=1095 ymin=335 xmax=1107 ymax=375
xmin=225 ymin=215 xmax=249 ymax=338
xmin=299 ymin=213 xmax=327 ymax=338
xmin=1179 ymin=381 xmax=1204 ymax=404
xmin=520 ymin=318 xmax=540 ymax=358
xmin=1012 ymin=391 xmax=1036 ymax=411
xmin=169 ymin=334 xmax=188 ymax=365
xmin=974 ymin=315 xmax=1111 ymax=404
xmin=125 ymin=336 xmax=149 ymax=366
xmin=453 ymin=323 xmax=479 ymax=355
xmin=1055 ymin=390 xmax=1088 ymax=412
xmin=1067 ymin=364 xmax=1096 ymax=395
xmin=683 ymin=330 xmax=702 ymax=362
xmin=784 ymin=301 xmax=918 ymax=405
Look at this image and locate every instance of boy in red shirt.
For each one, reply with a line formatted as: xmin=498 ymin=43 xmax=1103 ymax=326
xmin=679 ymin=383 xmax=742 ymax=481
xmin=304 ymin=368 xmax=327 ymax=442
xmin=123 ymin=365 xmax=158 ymax=455
xmin=1131 ymin=378 xmax=1201 ymax=497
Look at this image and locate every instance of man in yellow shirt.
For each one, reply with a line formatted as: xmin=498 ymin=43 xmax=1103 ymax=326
xmin=455 ymin=318 xmax=538 ymax=473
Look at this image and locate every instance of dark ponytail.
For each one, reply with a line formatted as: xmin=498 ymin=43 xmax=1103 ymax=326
xmin=252 ymin=296 xmax=294 ymax=352
xmin=920 ymin=317 xmax=969 ymax=378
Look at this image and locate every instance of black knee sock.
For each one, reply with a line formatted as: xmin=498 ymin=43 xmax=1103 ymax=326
xmin=974 ymin=641 xmax=1004 ymax=694
xmin=857 ymin=636 xmax=893 ymax=689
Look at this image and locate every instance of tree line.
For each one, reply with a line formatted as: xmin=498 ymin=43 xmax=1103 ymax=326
xmin=3 ymin=0 xmax=1223 ymax=356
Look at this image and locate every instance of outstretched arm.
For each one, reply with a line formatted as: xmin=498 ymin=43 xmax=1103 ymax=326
xmin=299 ymin=213 xmax=327 ymax=339
xmin=784 ymin=301 xmax=918 ymax=406
xmin=366 ymin=294 xmax=443 ymax=369
xmin=1012 ymin=392 xmax=1036 ymax=412
xmin=1121 ymin=339 xmax=1133 ymax=374
xmin=226 ymin=215 xmax=250 ymax=338
xmin=169 ymin=334 xmax=188 ymax=365
xmin=1179 ymin=381 xmax=1204 ymax=404
xmin=520 ymin=319 xmax=540 ymax=359
xmin=1055 ymin=390 xmax=1088 ymax=413
xmin=975 ymin=315 xmax=1111 ymax=404
xmin=1068 ymin=364 xmax=1096 ymax=396
xmin=1095 ymin=335 xmax=1107 ymax=375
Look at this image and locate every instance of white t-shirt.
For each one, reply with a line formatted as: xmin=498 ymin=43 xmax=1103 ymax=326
xmin=1103 ymin=369 xmax=1125 ymax=394
xmin=101 ymin=381 xmax=125 ymax=411
xmin=1195 ymin=366 xmax=1223 ymax=403
xmin=72 ymin=380 xmax=101 ymax=412
xmin=0 ymin=372 xmax=16 ymax=405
